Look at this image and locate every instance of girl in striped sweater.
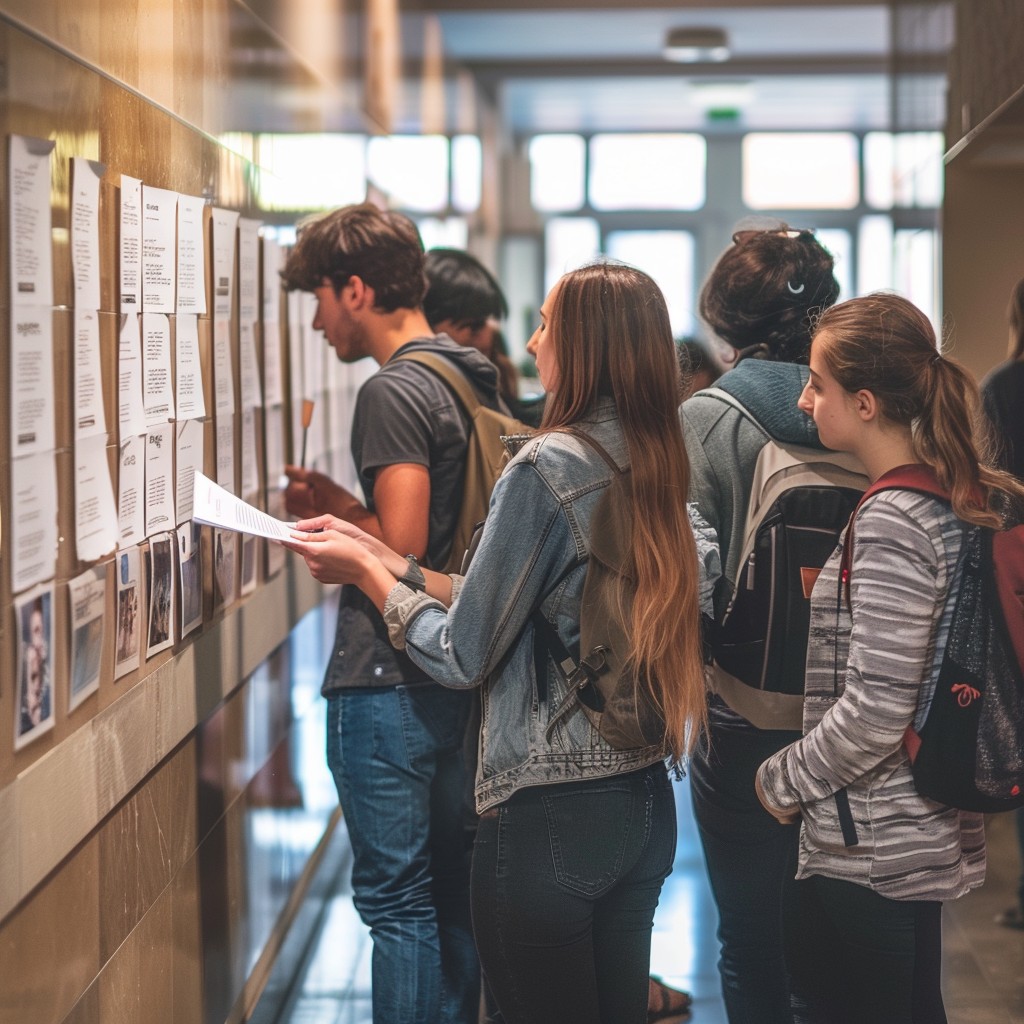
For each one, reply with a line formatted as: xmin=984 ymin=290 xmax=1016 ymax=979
xmin=755 ymin=293 xmax=1024 ymax=1024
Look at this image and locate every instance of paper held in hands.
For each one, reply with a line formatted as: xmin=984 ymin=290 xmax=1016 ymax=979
xmin=192 ymin=470 xmax=299 ymax=541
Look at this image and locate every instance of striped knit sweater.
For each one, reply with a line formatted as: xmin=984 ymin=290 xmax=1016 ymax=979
xmin=758 ymin=489 xmax=986 ymax=901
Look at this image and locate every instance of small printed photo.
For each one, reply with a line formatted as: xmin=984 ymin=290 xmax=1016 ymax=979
xmin=115 ymin=547 xmax=142 ymax=680
xmin=240 ymin=534 xmax=258 ymax=596
xmin=213 ymin=529 xmax=236 ymax=610
xmin=178 ymin=521 xmax=202 ymax=638
xmin=68 ymin=565 xmax=107 ymax=711
xmin=147 ymin=533 xmax=175 ymax=657
xmin=15 ymin=584 xmax=55 ymax=750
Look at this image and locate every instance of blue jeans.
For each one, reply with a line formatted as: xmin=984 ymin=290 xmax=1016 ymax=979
xmin=690 ymin=720 xmax=802 ymax=1024
xmin=471 ymin=765 xmax=676 ymax=1024
xmin=327 ymin=684 xmax=479 ymax=1024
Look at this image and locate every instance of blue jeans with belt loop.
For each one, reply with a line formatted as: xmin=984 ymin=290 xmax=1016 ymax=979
xmin=327 ymin=683 xmax=479 ymax=1024
xmin=471 ymin=764 xmax=676 ymax=1024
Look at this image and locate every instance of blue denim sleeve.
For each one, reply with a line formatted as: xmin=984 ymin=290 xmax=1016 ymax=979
xmin=399 ymin=459 xmax=574 ymax=689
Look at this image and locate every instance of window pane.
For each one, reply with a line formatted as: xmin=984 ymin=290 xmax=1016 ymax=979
xmin=451 ymin=135 xmax=482 ymax=213
xmin=604 ymin=231 xmax=696 ymax=338
xmin=418 ymin=217 xmax=469 ymax=252
xmin=857 ymin=215 xmax=893 ymax=295
xmin=894 ymin=228 xmax=940 ymax=336
xmin=256 ymin=134 xmax=366 ymax=212
xmin=366 ymin=135 xmax=449 ymax=212
xmin=743 ymin=133 xmax=859 ymax=210
xmin=544 ymin=217 xmax=600 ymax=294
xmin=864 ymin=132 xmax=944 ymax=209
xmin=530 ymin=135 xmax=586 ymax=213
xmin=588 ymin=134 xmax=706 ymax=211
xmin=813 ymin=228 xmax=852 ymax=301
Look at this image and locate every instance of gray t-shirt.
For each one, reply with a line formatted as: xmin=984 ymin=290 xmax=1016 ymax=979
xmin=322 ymin=335 xmax=503 ymax=693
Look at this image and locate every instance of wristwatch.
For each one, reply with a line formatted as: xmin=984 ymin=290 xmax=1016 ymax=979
xmin=399 ymin=554 xmax=426 ymax=592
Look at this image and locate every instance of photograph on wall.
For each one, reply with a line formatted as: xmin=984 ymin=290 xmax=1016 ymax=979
xmin=146 ymin=532 xmax=176 ymax=657
xmin=114 ymin=546 xmax=142 ymax=680
xmin=240 ymin=534 xmax=258 ymax=597
xmin=212 ymin=528 xmax=237 ymax=612
xmin=14 ymin=583 xmax=55 ymax=750
xmin=68 ymin=565 xmax=106 ymax=711
xmin=178 ymin=521 xmax=203 ymax=638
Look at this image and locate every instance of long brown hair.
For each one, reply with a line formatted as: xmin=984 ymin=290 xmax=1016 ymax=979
xmin=540 ymin=261 xmax=707 ymax=757
xmin=814 ymin=293 xmax=1024 ymax=527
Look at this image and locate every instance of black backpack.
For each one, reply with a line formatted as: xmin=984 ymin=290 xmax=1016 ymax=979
xmin=532 ymin=431 xmax=666 ymax=752
xmin=841 ymin=464 xmax=1024 ymax=813
xmin=703 ymin=389 xmax=868 ymax=730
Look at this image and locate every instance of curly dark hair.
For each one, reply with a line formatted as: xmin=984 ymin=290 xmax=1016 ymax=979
xmin=280 ymin=203 xmax=427 ymax=312
xmin=699 ymin=226 xmax=840 ymax=364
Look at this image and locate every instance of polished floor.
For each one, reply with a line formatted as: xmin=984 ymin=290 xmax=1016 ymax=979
xmin=269 ymin=777 xmax=1024 ymax=1024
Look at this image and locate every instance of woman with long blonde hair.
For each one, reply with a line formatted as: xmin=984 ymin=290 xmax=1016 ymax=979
xmin=286 ymin=260 xmax=717 ymax=1024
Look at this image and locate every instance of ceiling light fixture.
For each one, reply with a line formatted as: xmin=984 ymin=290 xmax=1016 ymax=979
xmin=663 ymin=27 xmax=730 ymax=64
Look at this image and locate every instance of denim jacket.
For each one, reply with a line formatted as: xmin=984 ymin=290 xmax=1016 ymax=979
xmin=383 ymin=398 xmax=721 ymax=812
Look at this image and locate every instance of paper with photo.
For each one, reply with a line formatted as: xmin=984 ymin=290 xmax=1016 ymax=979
xmin=114 ymin=546 xmax=142 ymax=679
xmin=9 ymin=135 xmax=55 ymax=307
xmin=216 ymin=416 xmax=236 ymax=492
xmin=14 ymin=583 xmax=55 ymax=750
xmin=175 ymin=313 xmax=206 ymax=420
xmin=11 ymin=452 xmax=58 ymax=594
xmin=68 ymin=565 xmax=106 ymax=711
xmin=120 ymin=175 xmax=142 ymax=313
xmin=193 ymin=470 xmax=299 ymax=541
xmin=118 ymin=433 xmax=146 ymax=546
xmin=75 ymin=433 xmax=118 ymax=562
xmin=211 ymin=208 xmax=239 ymax=320
xmin=142 ymin=311 xmax=175 ymax=424
xmin=238 ymin=217 xmax=260 ymax=324
xmin=70 ymin=157 xmax=103 ymax=312
xmin=74 ymin=309 xmax=105 ymax=439
xmin=118 ymin=312 xmax=146 ymax=436
xmin=176 ymin=194 xmax=207 ymax=315
xmin=10 ymin=308 xmax=56 ymax=456
xmin=145 ymin=424 xmax=175 ymax=536
xmin=175 ymin=418 xmax=205 ymax=524
xmin=146 ymin=532 xmax=176 ymax=657
xmin=141 ymin=184 xmax=177 ymax=312
xmin=177 ymin=521 xmax=203 ymax=638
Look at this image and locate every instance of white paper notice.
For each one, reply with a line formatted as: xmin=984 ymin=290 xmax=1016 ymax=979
xmin=118 ymin=312 xmax=146 ymax=437
xmin=241 ymin=407 xmax=259 ymax=499
xmin=9 ymin=135 xmax=55 ymax=306
xmin=213 ymin=316 xmax=235 ymax=416
xmin=238 ymin=217 xmax=261 ymax=323
xmin=177 ymin=194 xmax=207 ymax=315
xmin=70 ymin=157 xmax=103 ymax=312
xmin=11 ymin=452 xmax=58 ymax=593
xmin=68 ymin=566 xmax=106 ymax=711
xmin=10 ymin=309 xmax=56 ymax=456
xmin=75 ymin=433 xmax=118 ymax=562
xmin=211 ymin=208 xmax=239 ymax=319
xmin=262 ymin=317 xmax=283 ymax=406
xmin=142 ymin=311 xmax=175 ymax=424
xmin=145 ymin=424 xmax=176 ymax=536
xmin=114 ymin=546 xmax=142 ymax=679
xmin=193 ymin=470 xmax=298 ymax=541
xmin=118 ymin=433 xmax=146 ymax=546
xmin=175 ymin=418 xmax=205 ymax=525
xmin=264 ymin=404 xmax=285 ymax=483
xmin=175 ymin=313 xmax=206 ymax=420
xmin=216 ymin=417 xmax=236 ymax=493
xmin=141 ymin=184 xmax=177 ymax=312
xmin=239 ymin=319 xmax=262 ymax=410
xmin=74 ymin=310 xmax=105 ymax=439
xmin=287 ymin=290 xmax=305 ymax=404
xmin=263 ymin=237 xmax=281 ymax=324
xmin=120 ymin=176 xmax=142 ymax=313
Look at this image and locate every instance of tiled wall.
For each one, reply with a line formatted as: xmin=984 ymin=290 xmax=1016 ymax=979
xmin=0 ymin=2 xmax=365 ymax=1021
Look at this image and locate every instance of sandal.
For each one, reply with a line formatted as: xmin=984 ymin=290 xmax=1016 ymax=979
xmin=648 ymin=976 xmax=693 ymax=1022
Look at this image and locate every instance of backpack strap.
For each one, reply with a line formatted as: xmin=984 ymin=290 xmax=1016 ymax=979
xmin=695 ymin=387 xmax=771 ymax=439
xmin=393 ymin=350 xmax=486 ymax=417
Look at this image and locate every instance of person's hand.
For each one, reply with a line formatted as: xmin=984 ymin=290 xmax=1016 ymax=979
xmin=754 ymin=770 xmax=801 ymax=826
xmin=282 ymin=466 xmax=350 ymax=520
xmin=282 ymin=527 xmax=375 ymax=586
xmin=294 ymin=515 xmax=407 ymax=579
